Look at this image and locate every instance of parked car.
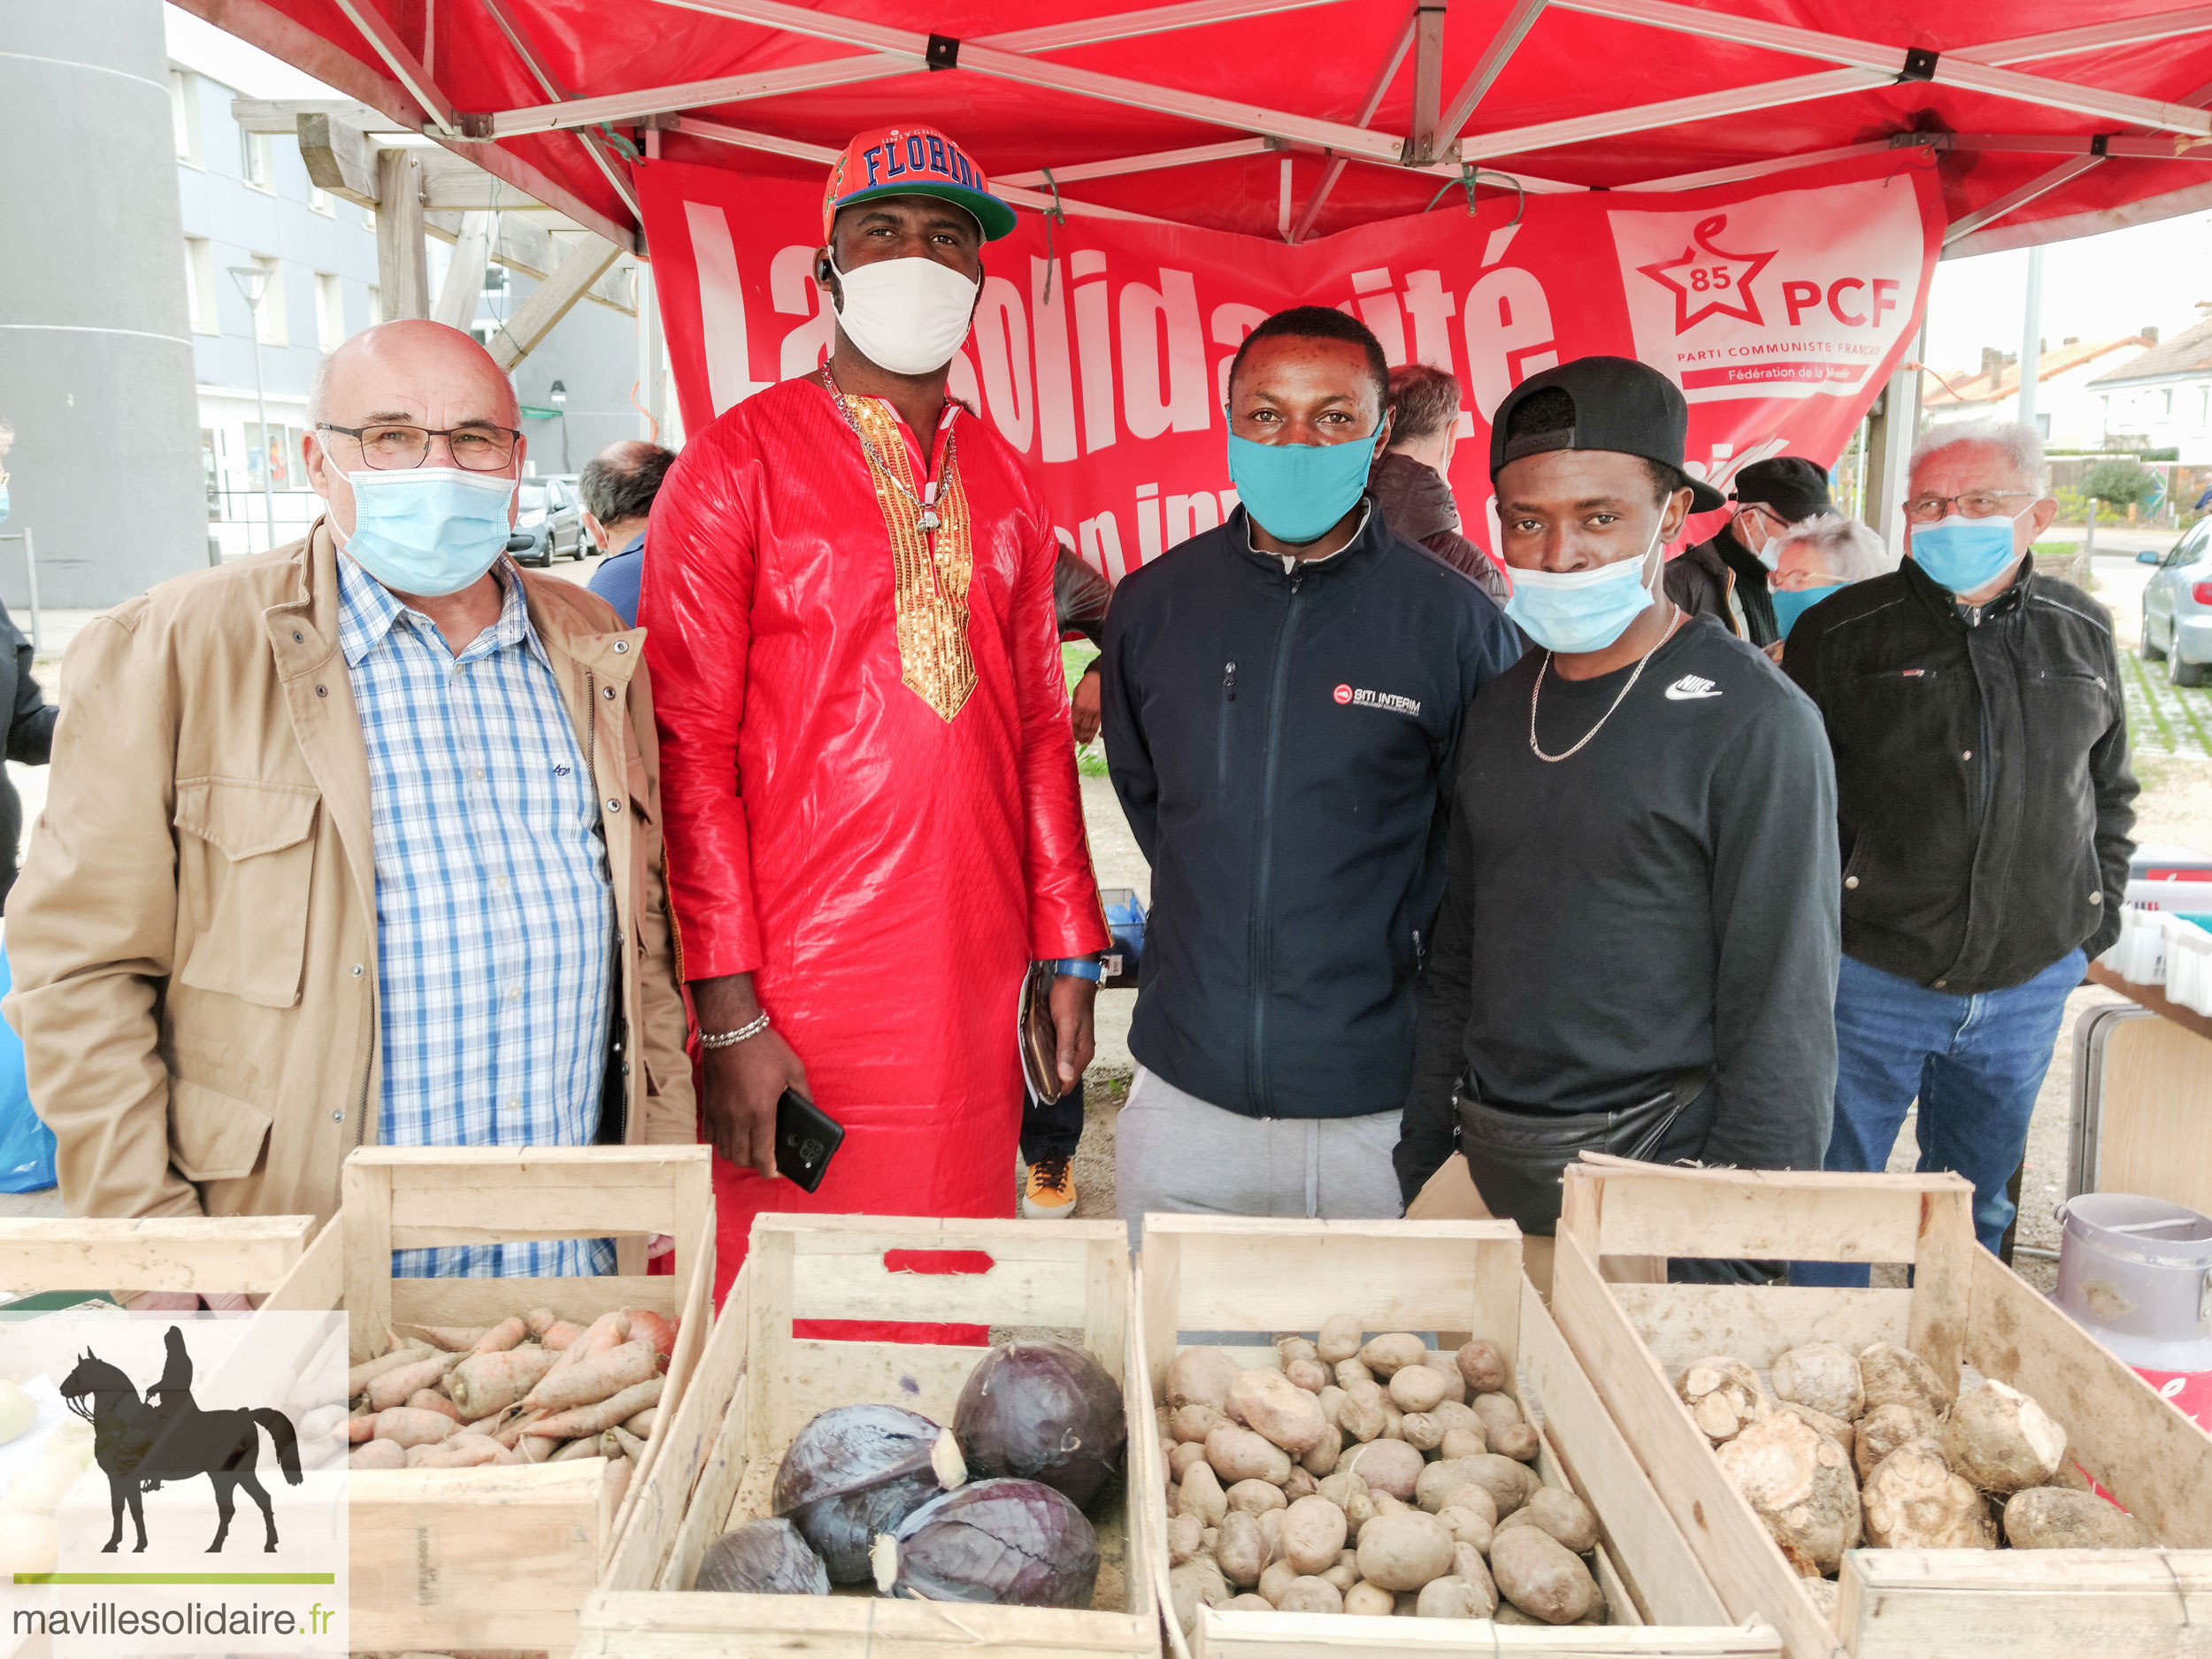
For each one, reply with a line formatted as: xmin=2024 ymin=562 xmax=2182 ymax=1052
xmin=2139 ymin=519 xmax=2212 ymax=687
xmin=506 ymin=476 xmax=585 ymax=565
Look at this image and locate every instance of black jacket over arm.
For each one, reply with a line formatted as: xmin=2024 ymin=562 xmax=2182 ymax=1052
xmin=1782 ymin=555 xmax=2136 ymax=994
xmin=1102 ymin=503 xmax=1525 ymax=1122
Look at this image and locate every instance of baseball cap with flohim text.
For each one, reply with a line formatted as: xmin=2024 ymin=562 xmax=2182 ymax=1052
xmin=822 ymin=126 xmax=1018 ymax=243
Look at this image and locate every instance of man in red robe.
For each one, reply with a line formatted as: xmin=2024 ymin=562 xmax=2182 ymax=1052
xmin=642 ymin=125 xmax=1109 ymax=1307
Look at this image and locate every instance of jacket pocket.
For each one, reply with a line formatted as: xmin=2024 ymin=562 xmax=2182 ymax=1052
xmin=167 ymin=1076 xmax=273 ymax=1183
xmin=173 ymin=779 xmax=319 ymax=1009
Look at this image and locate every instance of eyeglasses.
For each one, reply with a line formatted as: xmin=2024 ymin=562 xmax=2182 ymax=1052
xmin=1902 ymin=490 xmax=2035 ymax=524
xmin=315 ymin=421 xmax=520 ymax=472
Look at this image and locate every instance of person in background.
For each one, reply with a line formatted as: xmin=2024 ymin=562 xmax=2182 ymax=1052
xmin=1764 ymin=512 xmax=1894 ymax=660
xmin=1019 ymin=543 xmax=1113 ymax=1220
xmin=1102 ymin=308 xmax=1523 ymax=1233
xmin=1665 ymin=455 xmax=1837 ymax=648
xmin=3 ymin=321 xmax=694 ymax=1310
xmin=581 ymin=440 xmax=676 ymax=627
xmin=1784 ymin=420 xmax=2135 ymax=1280
xmin=642 ymin=126 xmax=1107 ymax=1302
xmin=1368 ymin=364 xmax=1512 ymax=608
xmin=0 ymin=414 xmax=53 ymax=907
xmin=1396 ymin=357 xmax=1839 ymax=1283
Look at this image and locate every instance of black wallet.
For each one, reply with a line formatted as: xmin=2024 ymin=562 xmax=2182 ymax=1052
xmin=775 ymin=1088 xmax=845 ymax=1194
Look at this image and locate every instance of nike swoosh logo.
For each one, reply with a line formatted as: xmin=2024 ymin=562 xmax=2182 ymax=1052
xmin=1664 ymin=685 xmax=1723 ymax=701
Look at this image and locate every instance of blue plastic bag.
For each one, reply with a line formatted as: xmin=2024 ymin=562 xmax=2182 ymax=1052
xmin=0 ymin=936 xmax=56 ymax=1192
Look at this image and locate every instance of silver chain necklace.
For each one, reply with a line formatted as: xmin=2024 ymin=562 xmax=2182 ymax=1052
xmin=819 ymin=366 xmax=956 ymax=533
xmin=1527 ymin=606 xmax=1686 ymax=763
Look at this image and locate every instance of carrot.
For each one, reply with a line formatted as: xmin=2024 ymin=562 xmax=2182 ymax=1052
xmin=347 ymin=1415 xmax=378 ymax=1444
xmin=350 ymin=1440 xmax=406 ymax=1471
xmin=539 ymin=1320 xmax=585 ymax=1351
xmin=470 ymin=1316 xmax=527 ymax=1355
xmin=522 ymin=1376 xmax=663 ymax=1443
xmin=549 ymin=1436 xmax=603 ymax=1463
xmin=601 ymin=1425 xmax=648 ymax=1462
xmin=407 ymin=1435 xmax=505 ymax=1470
xmin=368 ymin=1355 xmax=453 ymax=1412
xmin=448 ymin=1346 xmax=561 ymax=1418
xmin=347 ymin=1346 xmax=434 ymax=1397
xmin=524 ymin=1340 xmax=657 ymax=1414
xmin=403 ymin=1324 xmax=489 ymax=1352
xmin=624 ymin=1310 xmax=678 ymax=1359
xmin=518 ymin=1432 xmax=556 ymax=1463
xmin=407 ymin=1389 xmax=465 ymax=1424
xmin=524 ymin=1308 xmax=562 ymax=1339
xmin=605 ymin=1454 xmax=634 ymax=1511
xmin=545 ymin=1310 xmax=629 ymax=1378
xmin=492 ymin=1408 xmax=549 ymax=1450
xmin=620 ymin=1407 xmax=658 ymax=1439
xmin=373 ymin=1407 xmax=459 ymax=1449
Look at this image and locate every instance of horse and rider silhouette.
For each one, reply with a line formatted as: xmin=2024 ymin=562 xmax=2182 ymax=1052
xmin=58 ymin=1326 xmax=302 ymax=1554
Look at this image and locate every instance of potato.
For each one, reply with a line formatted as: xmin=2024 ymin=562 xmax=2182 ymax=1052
xmin=1496 ymin=1486 xmax=1599 ymax=1554
xmin=1853 ymin=1402 xmax=1939 ymax=1484
xmin=1862 ymin=1445 xmax=1994 ymax=1550
xmin=1230 ymin=1367 xmax=1332 ymax=1455
xmin=1422 ymin=1452 xmax=1534 ymax=1517
xmin=1417 ymin=1573 xmax=1496 ymax=1618
xmin=1281 ymin=1494 xmax=1350 ymax=1573
xmin=1170 ymin=1557 xmax=1231 ymax=1636
xmin=1299 ymin=1432 xmax=1340 ymax=1478
xmin=1217 ymin=1510 xmax=1268 ymax=1586
xmin=1677 ymin=1356 xmax=1767 ymax=1445
xmin=1440 ymin=1426 xmax=1487 ymax=1462
xmin=1389 ymin=1365 xmax=1448 ymax=1414
xmin=1858 ymin=1340 xmax=1951 ymax=1417
xmin=1717 ymin=1412 xmax=1861 ymax=1575
xmin=1380 ymin=1402 xmax=1404 ymax=1440
xmin=1273 ymin=1577 xmax=1343 ymax=1614
xmin=1225 ymin=1593 xmax=1272 ymax=1613
xmin=1490 ymin=1523 xmax=1600 ymax=1624
xmin=1340 ymin=1437 xmax=1424 ymax=1501
xmin=1344 ymin=1487 xmax=1377 ymax=1530
xmin=1455 ymin=1339 xmax=1509 ymax=1394
xmin=1259 ymin=1506 xmax=1285 ymax=1561
xmin=1335 ymin=1356 xmax=1375 ymax=1389
xmin=1322 ymin=1555 xmax=1359 ymax=1594
xmin=1168 ymin=1510 xmax=1204 ymax=1565
xmin=1209 ymin=1423 xmax=1294 ymax=1485
xmin=1275 ymin=1334 xmax=1320 ymax=1367
xmin=1317 ymin=1470 xmax=1366 ymax=1509
xmin=1399 ymin=1411 xmax=1444 ymax=1453
xmin=1169 ymin=1347 xmax=1244 ymax=1413
xmin=1774 ymin=1399 xmax=1855 ymax=1457
xmin=1258 ymin=1558 xmax=1300 ymax=1605
xmin=1369 ymin=1491 xmax=1407 ymax=1519
xmin=2047 ymin=1455 xmax=2093 ymax=1493
xmin=1438 ymin=1501 xmax=1495 ymax=1554
xmin=1172 ymin=1403 xmax=1229 ymax=1444
xmin=1945 ymin=1379 xmax=2066 ymax=1494
xmin=1179 ymin=1461 xmax=1229 ymax=1526
xmin=1317 ymin=1313 xmax=1364 ymax=1363
xmin=1451 ymin=1540 xmax=1494 ymax=1591
xmin=1283 ymin=1467 xmax=1318 ymax=1501
xmin=2003 ymin=1486 xmax=2154 ymax=1550
xmin=1342 ymin=1580 xmax=1394 ymax=1617
xmin=1431 ymin=1399 xmax=1480 ymax=1433
xmin=1423 ymin=1356 xmax=1468 ymax=1406
xmin=1355 ymin=1508 xmax=1455 ymax=1591
xmin=1286 ymin=1358 xmax=1328 ymax=1394
xmin=1771 ymin=1341 xmax=1865 ymax=1423
xmin=1470 ymin=1390 xmax=1524 ymax=1433
xmin=1361 ymin=1333 xmax=1428 ymax=1378
xmin=1171 ymin=1440 xmax=1210 ymax=1480
xmin=1228 ymin=1479 xmax=1287 ymax=1516
xmin=1487 ymin=1419 xmax=1540 ymax=1462
xmin=1316 ymin=1384 xmax=1349 ymax=1428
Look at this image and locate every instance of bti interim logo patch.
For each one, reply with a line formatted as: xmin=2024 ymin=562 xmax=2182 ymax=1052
xmin=1334 ymin=686 xmax=1421 ymax=717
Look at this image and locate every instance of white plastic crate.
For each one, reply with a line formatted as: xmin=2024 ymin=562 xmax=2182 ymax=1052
xmin=2161 ymin=911 xmax=2212 ymax=1016
xmin=2104 ymin=903 xmax=2170 ymax=985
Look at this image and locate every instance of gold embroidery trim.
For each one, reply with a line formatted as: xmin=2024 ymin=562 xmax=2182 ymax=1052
xmin=841 ymin=394 xmax=976 ymax=722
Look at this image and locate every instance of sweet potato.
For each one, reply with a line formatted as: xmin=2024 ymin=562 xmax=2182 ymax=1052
xmin=523 ymin=1340 xmax=657 ymax=1414
xmin=449 ymin=1346 xmax=561 ymax=1418
xmin=372 ymin=1408 xmax=458 ymax=1449
xmin=1490 ymin=1523 xmax=1599 ymax=1624
xmin=367 ymin=1355 xmax=453 ymax=1413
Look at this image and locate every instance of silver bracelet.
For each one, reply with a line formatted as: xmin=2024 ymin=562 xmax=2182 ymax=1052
xmin=700 ymin=1011 xmax=771 ymax=1049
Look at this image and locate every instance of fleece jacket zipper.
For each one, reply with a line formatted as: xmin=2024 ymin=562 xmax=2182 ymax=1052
xmin=1245 ymin=566 xmax=1305 ymax=1118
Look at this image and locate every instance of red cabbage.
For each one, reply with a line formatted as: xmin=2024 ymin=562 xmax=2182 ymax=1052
xmin=952 ymin=1340 xmax=1126 ymax=1510
xmin=873 ymin=1478 xmax=1101 ymax=1608
xmin=693 ymin=1518 xmax=829 ymax=1595
xmin=772 ymin=1403 xmax=965 ymax=1585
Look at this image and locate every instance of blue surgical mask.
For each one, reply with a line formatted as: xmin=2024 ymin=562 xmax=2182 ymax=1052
xmin=334 ymin=463 xmax=517 ymax=597
xmin=1226 ymin=427 xmax=1383 ymax=546
xmin=1504 ymin=520 xmax=1663 ymax=655
xmin=1770 ymin=580 xmax=1847 ymax=640
xmin=1909 ymin=511 xmax=2026 ymax=595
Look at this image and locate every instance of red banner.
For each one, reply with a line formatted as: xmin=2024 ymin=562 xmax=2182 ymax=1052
xmin=639 ymin=154 xmax=1943 ymax=580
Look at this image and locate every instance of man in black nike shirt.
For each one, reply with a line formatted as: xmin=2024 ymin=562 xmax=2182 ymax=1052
xmin=1395 ymin=357 xmax=1839 ymax=1274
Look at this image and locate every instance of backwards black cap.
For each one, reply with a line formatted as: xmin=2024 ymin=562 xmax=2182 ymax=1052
xmin=1730 ymin=455 xmax=1834 ymax=522
xmin=1490 ymin=355 xmax=1725 ymax=513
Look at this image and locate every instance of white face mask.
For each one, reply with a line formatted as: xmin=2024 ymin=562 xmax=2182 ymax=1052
xmin=828 ymin=255 xmax=979 ymax=376
xmin=1737 ymin=510 xmax=1782 ymax=571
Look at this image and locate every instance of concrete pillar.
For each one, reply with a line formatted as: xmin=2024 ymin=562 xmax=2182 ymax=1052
xmin=0 ymin=0 xmax=207 ymax=607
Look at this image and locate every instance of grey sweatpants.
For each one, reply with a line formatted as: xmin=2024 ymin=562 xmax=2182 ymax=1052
xmin=1115 ymin=1065 xmax=1402 ymax=1247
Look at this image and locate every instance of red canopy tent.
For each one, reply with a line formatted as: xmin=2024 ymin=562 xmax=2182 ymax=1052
xmin=180 ymin=0 xmax=2212 ymax=262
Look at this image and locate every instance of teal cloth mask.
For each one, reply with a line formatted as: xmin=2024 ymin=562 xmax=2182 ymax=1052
xmin=1503 ymin=520 xmax=1663 ymax=655
xmin=1770 ymin=581 xmax=1846 ymax=640
xmin=1225 ymin=428 xmax=1382 ymax=546
xmin=1909 ymin=511 xmax=2025 ymax=595
xmin=336 ymin=465 xmax=517 ymax=597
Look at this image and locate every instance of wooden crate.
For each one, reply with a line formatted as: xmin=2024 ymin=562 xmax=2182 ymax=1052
xmin=0 ymin=1214 xmax=314 ymax=1302
xmin=573 ymin=1211 xmax=1160 ymax=1659
xmin=1133 ymin=1214 xmax=1782 ymax=1659
xmin=1548 ymin=1156 xmax=2212 ymax=1659
xmin=260 ymin=1143 xmax=717 ymax=1657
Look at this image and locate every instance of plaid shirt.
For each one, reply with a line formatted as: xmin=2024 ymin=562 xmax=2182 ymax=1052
xmin=337 ymin=554 xmax=616 ymax=1279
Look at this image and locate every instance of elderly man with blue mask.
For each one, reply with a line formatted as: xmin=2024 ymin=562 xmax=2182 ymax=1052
xmin=4 ymin=320 xmax=694 ymax=1302
xmin=1782 ymin=419 xmax=2137 ymax=1282
xmin=1099 ymin=306 xmax=1522 ymax=1233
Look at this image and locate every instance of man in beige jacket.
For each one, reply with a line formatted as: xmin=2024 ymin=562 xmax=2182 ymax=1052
xmin=4 ymin=322 xmax=693 ymax=1294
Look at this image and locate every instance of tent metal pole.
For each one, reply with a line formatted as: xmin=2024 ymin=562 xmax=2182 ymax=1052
xmin=1290 ymin=10 xmax=1417 ymax=242
xmin=328 ymin=0 xmax=459 ymax=134
xmin=1000 ymin=139 xmax=1273 ymax=188
xmin=1408 ymin=3 xmax=1447 ymax=163
xmin=1462 ymin=67 xmax=1886 ymax=161
xmin=1433 ymin=0 xmax=1548 ymax=153
xmin=1617 ymin=137 xmax=1916 ymax=191
xmin=477 ymin=0 xmax=642 ymax=220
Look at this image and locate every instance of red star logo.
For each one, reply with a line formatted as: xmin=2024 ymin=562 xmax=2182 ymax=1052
xmin=1636 ymin=214 xmax=1778 ymax=334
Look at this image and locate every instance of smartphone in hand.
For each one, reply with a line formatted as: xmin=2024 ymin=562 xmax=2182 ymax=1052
xmin=774 ymin=1087 xmax=844 ymax=1193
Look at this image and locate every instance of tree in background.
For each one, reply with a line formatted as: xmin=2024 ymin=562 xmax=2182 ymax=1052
xmin=2084 ymin=457 xmax=2155 ymax=514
